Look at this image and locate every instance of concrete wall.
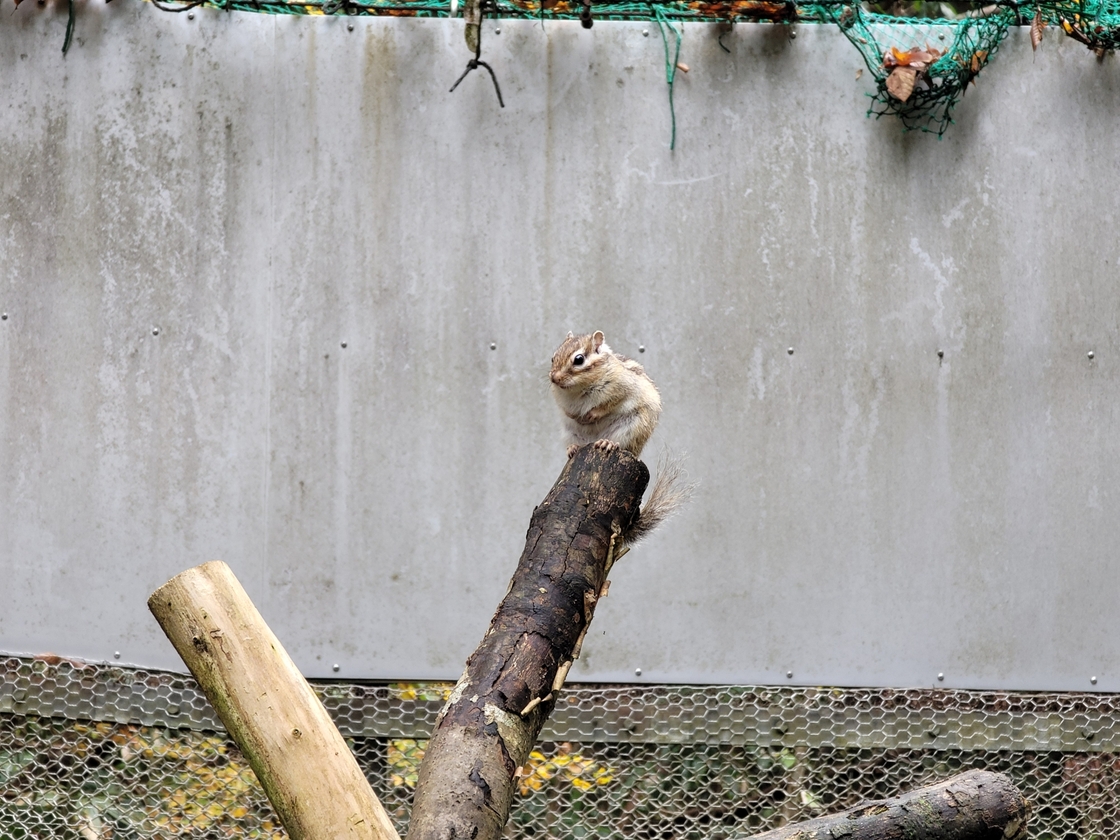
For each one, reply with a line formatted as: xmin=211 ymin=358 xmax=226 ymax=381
xmin=2 ymin=1 xmax=1119 ymax=689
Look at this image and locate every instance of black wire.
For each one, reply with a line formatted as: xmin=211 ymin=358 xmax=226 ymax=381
xmin=448 ymin=0 xmax=506 ymax=107
xmin=449 ymin=58 xmax=505 ymax=105
xmin=717 ymin=22 xmax=732 ymax=52
xmin=149 ymin=0 xmax=206 ymax=11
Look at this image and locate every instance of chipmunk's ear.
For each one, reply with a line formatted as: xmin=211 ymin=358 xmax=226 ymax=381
xmin=566 ymin=331 xmax=574 ymax=340
xmin=592 ymin=331 xmax=605 ymax=351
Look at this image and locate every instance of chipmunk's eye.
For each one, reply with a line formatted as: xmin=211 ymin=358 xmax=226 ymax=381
xmin=573 ymin=354 xmax=585 ymax=366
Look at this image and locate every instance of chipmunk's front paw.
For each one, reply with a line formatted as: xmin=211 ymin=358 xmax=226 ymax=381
xmin=567 ymin=444 xmax=581 ymax=459
xmin=593 ymin=439 xmax=619 ymax=452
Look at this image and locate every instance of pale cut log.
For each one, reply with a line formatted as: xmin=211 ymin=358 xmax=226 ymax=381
xmin=148 ymin=561 xmax=400 ymax=840
xmin=743 ymin=769 xmax=1028 ymax=840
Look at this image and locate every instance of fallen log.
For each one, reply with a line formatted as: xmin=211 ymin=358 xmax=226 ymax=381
xmin=148 ymin=561 xmax=401 ymax=840
xmin=406 ymin=444 xmax=649 ymax=840
xmin=744 ymin=769 xmax=1029 ymax=840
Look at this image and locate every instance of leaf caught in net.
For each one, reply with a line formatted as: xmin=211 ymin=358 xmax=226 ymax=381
xmin=885 ymin=66 xmax=918 ymax=100
xmin=813 ymin=1 xmax=1015 ymax=135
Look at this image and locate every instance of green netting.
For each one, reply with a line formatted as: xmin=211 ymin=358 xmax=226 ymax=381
xmin=1041 ymin=0 xmax=1120 ymax=52
xmin=128 ymin=0 xmax=1117 ymax=139
xmin=652 ymin=5 xmax=684 ymax=149
xmin=143 ymin=0 xmax=1120 ymax=63
xmin=147 ymin=0 xmax=808 ymax=19
xmin=812 ymin=4 xmax=1014 ymax=134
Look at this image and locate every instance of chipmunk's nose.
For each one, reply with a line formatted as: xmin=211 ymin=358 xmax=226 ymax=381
xmin=549 ymin=371 xmax=564 ymax=385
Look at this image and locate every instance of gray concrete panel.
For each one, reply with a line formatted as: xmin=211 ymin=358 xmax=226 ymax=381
xmin=2 ymin=3 xmax=1119 ymax=689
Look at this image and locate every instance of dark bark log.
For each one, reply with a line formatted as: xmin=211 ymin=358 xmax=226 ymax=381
xmin=743 ymin=769 xmax=1028 ymax=840
xmin=406 ymin=444 xmax=649 ymax=840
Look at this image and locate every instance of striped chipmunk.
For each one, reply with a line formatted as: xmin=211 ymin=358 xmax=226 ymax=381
xmin=549 ymin=330 xmax=690 ymax=543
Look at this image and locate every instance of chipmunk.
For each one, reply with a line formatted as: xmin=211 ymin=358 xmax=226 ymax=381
xmin=550 ymin=330 xmax=661 ymax=458
xmin=549 ymin=330 xmax=690 ymax=542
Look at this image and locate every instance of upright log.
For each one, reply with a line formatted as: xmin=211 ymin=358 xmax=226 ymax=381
xmin=148 ymin=561 xmax=401 ymax=840
xmin=406 ymin=445 xmax=649 ymax=840
xmin=744 ymin=769 xmax=1029 ymax=840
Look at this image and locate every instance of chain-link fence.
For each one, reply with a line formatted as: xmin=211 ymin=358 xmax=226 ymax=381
xmin=2 ymin=654 xmax=1118 ymax=839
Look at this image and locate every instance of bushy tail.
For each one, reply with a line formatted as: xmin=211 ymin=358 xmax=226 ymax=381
xmin=624 ymin=452 xmax=695 ymax=545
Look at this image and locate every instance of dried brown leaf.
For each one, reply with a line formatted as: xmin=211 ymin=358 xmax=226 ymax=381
xmin=885 ymin=66 xmax=917 ymax=102
xmin=1031 ymin=9 xmax=1044 ymax=50
xmin=883 ymin=46 xmax=942 ymax=71
xmin=1060 ymin=17 xmax=1093 ymax=46
xmin=883 ymin=46 xmax=910 ymax=67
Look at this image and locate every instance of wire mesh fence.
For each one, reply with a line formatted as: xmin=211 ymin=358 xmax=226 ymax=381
xmin=3 ymin=654 xmax=1119 ymax=839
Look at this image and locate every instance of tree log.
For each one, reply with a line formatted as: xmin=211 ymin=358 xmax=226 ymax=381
xmin=148 ymin=561 xmax=400 ymax=840
xmin=743 ymin=769 xmax=1029 ymax=840
xmin=406 ymin=444 xmax=649 ymax=840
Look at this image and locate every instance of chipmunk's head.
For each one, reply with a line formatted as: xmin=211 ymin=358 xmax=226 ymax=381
xmin=550 ymin=330 xmax=610 ymax=388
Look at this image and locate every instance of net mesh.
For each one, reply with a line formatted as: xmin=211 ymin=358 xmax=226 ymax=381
xmin=3 ymin=654 xmax=1120 ymax=839
xmin=80 ymin=0 xmax=1099 ymax=137
xmin=1046 ymin=0 xmax=1120 ymax=52
xmin=812 ymin=5 xmax=1015 ymax=134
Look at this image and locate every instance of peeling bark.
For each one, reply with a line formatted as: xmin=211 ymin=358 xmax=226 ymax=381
xmin=743 ymin=769 xmax=1029 ymax=840
xmin=406 ymin=444 xmax=648 ymax=840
